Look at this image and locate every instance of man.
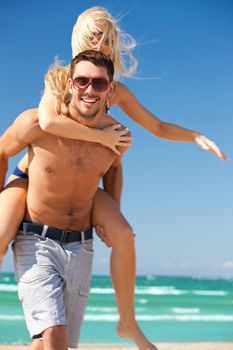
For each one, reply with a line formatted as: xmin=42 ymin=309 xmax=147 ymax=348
xmin=0 ymin=50 xmax=130 ymax=350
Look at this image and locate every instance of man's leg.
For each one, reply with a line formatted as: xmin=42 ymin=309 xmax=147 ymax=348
xmin=29 ymin=339 xmax=43 ymax=350
xmin=28 ymin=326 xmax=67 ymax=350
xmin=42 ymin=325 xmax=67 ymax=350
xmin=92 ymin=189 xmax=158 ymax=350
xmin=13 ymin=235 xmax=69 ymax=350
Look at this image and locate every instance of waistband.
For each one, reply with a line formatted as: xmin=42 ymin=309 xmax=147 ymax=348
xmin=19 ymin=221 xmax=93 ymax=244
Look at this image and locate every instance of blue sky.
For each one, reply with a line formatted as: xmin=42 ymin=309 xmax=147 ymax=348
xmin=0 ymin=0 xmax=232 ymax=277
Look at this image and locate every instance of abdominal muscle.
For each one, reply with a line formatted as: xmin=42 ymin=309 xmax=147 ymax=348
xmin=24 ymin=168 xmax=98 ymax=231
xmin=25 ymin=189 xmax=94 ymax=231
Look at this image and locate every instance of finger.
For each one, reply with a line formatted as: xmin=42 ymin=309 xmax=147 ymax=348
xmin=111 ymin=146 xmax=120 ymax=155
xmin=117 ymin=143 xmax=131 ymax=147
xmin=202 ymin=141 xmax=228 ymax=160
xmin=112 ymin=125 xmax=130 ymax=134
xmin=111 ymin=124 xmax=125 ymax=131
xmin=208 ymin=145 xmax=228 ymax=160
xmin=118 ymin=136 xmax=132 ymax=142
xmin=118 ymin=128 xmax=130 ymax=135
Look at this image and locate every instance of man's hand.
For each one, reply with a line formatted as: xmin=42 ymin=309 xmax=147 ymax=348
xmin=95 ymin=225 xmax=112 ymax=247
xmin=195 ymin=135 xmax=228 ymax=160
xmin=101 ymin=125 xmax=132 ymax=155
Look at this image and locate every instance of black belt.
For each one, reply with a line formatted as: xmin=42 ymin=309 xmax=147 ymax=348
xmin=19 ymin=221 xmax=93 ymax=243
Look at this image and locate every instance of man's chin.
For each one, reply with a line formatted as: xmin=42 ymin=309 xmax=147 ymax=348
xmin=79 ymin=110 xmax=98 ymax=121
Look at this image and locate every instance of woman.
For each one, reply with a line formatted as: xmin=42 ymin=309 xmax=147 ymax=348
xmin=0 ymin=6 xmax=227 ymax=350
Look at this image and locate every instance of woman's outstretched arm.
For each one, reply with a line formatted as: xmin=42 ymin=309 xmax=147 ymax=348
xmin=111 ymin=82 xmax=228 ymax=160
xmin=38 ymin=84 xmax=131 ymax=155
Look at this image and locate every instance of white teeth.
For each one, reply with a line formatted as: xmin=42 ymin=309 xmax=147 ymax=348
xmin=82 ymin=98 xmax=98 ymax=103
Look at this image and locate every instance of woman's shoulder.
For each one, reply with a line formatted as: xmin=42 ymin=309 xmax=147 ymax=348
xmin=110 ymin=81 xmax=129 ymax=105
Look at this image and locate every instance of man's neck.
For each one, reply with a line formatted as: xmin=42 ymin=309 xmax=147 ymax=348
xmin=69 ymin=104 xmax=105 ymax=128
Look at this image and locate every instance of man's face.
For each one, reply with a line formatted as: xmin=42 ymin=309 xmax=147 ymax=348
xmin=69 ymin=61 xmax=112 ymax=121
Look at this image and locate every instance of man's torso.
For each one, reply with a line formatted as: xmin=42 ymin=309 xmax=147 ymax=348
xmin=25 ymin=115 xmax=117 ymax=230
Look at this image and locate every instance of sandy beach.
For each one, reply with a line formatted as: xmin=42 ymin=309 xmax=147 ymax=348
xmin=0 ymin=343 xmax=233 ymax=350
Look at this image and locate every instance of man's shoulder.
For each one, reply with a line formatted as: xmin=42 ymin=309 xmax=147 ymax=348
xmin=13 ymin=108 xmax=45 ymax=143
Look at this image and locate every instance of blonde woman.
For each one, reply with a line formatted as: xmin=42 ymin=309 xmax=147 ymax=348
xmin=0 ymin=6 xmax=227 ymax=350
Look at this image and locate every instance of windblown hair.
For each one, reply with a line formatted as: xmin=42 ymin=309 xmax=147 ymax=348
xmin=44 ymin=6 xmax=137 ymax=113
xmin=71 ymin=6 xmax=137 ymax=77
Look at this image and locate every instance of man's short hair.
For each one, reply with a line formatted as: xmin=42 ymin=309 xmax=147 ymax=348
xmin=70 ymin=50 xmax=114 ymax=82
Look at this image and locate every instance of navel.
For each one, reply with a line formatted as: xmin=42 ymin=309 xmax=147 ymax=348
xmin=68 ymin=209 xmax=74 ymax=217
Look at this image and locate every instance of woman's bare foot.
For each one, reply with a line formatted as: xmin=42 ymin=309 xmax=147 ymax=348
xmin=116 ymin=320 xmax=159 ymax=350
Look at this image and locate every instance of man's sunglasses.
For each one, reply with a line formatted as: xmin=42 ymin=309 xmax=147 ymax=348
xmin=72 ymin=77 xmax=109 ymax=92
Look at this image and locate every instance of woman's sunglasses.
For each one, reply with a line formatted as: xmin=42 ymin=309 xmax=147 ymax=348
xmin=72 ymin=77 xmax=109 ymax=92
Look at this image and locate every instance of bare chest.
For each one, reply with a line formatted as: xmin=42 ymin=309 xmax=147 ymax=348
xmin=30 ymin=136 xmax=116 ymax=178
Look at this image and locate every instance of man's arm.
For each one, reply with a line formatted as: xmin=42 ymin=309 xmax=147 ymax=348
xmin=0 ymin=109 xmax=41 ymax=191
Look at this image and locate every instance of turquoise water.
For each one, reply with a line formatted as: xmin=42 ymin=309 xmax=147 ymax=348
xmin=0 ymin=273 xmax=233 ymax=344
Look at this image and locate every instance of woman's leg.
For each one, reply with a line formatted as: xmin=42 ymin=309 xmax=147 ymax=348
xmin=92 ymin=189 xmax=157 ymax=350
xmin=0 ymin=178 xmax=28 ymax=265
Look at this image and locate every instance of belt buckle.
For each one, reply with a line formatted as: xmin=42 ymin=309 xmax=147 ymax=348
xmin=60 ymin=230 xmax=72 ymax=243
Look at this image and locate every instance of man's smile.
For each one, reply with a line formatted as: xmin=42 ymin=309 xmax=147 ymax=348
xmin=80 ymin=95 xmax=99 ymax=107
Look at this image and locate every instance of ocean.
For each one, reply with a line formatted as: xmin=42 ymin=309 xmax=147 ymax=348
xmin=0 ymin=273 xmax=233 ymax=345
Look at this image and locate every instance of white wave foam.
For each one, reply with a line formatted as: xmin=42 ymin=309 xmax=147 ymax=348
xmin=86 ymin=307 xmax=117 ymax=312
xmin=135 ymin=286 xmax=187 ymax=295
xmin=0 ymin=284 xmax=229 ymax=297
xmin=1 ymin=313 xmax=233 ymax=322
xmin=90 ymin=287 xmax=114 ymax=294
xmin=171 ymin=308 xmax=200 ymax=314
xmin=90 ymin=286 xmax=186 ymax=295
xmin=86 ymin=306 xmax=146 ymax=313
xmin=0 ymin=284 xmax=18 ymax=292
xmin=0 ymin=315 xmax=24 ymax=321
xmin=192 ymin=290 xmax=227 ymax=296
xmin=84 ymin=314 xmax=233 ymax=322
xmin=137 ymin=298 xmax=148 ymax=304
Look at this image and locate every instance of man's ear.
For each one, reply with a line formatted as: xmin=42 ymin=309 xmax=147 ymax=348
xmin=107 ymin=81 xmax=114 ymax=99
xmin=68 ymin=78 xmax=73 ymax=94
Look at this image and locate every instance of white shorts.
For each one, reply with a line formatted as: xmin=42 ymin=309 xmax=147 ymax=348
xmin=13 ymin=233 xmax=93 ymax=348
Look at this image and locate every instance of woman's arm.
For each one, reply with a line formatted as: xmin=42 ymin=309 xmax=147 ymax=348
xmin=38 ymin=84 xmax=131 ymax=155
xmin=111 ymin=82 xmax=227 ymax=160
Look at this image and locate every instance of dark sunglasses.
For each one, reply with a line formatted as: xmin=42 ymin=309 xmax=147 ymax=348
xmin=72 ymin=77 xmax=109 ymax=92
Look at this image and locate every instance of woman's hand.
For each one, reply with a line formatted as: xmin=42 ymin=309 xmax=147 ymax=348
xmin=195 ymin=134 xmax=228 ymax=160
xmin=101 ymin=124 xmax=132 ymax=155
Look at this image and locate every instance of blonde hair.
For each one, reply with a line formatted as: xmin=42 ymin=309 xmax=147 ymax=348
xmin=44 ymin=63 xmax=70 ymax=115
xmin=45 ymin=6 xmax=137 ymax=111
xmin=72 ymin=6 xmax=137 ymax=78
